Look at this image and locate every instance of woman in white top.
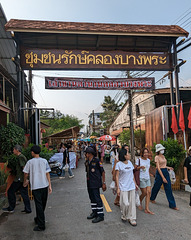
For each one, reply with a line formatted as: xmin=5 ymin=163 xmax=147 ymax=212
xmin=115 ymin=148 xmax=138 ymax=226
xmin=135 ymin=148 xmax=154 ymax=215
xmin=110 ymin=145 xmax=119 ymax=168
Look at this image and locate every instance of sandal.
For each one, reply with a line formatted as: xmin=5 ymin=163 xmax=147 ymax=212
xmin=114 ymin=202 xmax=120 ymax=206
xmin=171 ymin=207 xmax=179 ymax=211
xmin=128 ymin=219 xmax=137 ymax=226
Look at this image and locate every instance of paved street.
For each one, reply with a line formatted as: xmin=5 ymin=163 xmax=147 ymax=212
xmin=0 ymin=159 xmax=191 ymax=240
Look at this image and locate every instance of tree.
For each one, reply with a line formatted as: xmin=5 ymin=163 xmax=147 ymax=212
xmin=118 ymin=129 xmax=145 ymax=148
xmin=100 ymin=96 xmax=123 ymax=131
xmin=0 ymin=123 xmax=25 ymax=158
xmin=40 ymin=110 xmax=84 ymax=137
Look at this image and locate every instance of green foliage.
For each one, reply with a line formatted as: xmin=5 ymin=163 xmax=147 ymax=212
xmin=5 ymin=154 xmax=17 ymax=176
xmin=118 ymin=129 xmax=145 ymax=148
xmin=118 ymin=129 xmax=131 ymax=145
xmin=100 ymin=96 xmax=123 ymax=130
xmin=0 ymin=163 xmax=9 ymax=186
xmin=91 ymin=132 xmax=99 ymax=137
xmin=22 ymin=144 xmax=56 ymax=161
xmin=5 ymin=144 xmax=55 ymax=176
xmin=40 ymin=110 xmax=84 ymax=137
xmin=151 ymin=138 xmax=186 ymax=172
xmin=0 ymin=123 xmax=25 ymax=158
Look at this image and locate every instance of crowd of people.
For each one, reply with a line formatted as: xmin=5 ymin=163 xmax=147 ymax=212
xmin=1 ymin=141 xmax=191 ymax=231
xmin=84 ymin=142 xmax=191 ymax=227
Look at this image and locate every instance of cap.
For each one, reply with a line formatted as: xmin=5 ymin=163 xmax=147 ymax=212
xmin=155 ymin=144 xmax=165 ymax=153
xmin=85 ymin=147 xmax=96 ymax=155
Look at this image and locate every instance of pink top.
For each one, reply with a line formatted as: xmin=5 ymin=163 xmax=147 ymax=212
xmin=155 ymin=155 xmax=167 ymax=168
xmin=101 ymin=144 xmax=105 ymax=157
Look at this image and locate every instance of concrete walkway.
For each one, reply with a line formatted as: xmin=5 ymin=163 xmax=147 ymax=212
xmin=0 ymin=159 xmax=191 ymax=240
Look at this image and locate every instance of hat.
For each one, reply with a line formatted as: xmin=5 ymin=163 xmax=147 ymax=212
xmin=188 ymin=146 xmax=191 ymax=152
xmin=155 ymin=144 xmax=165 ymax=153
xmin=85 ymin=147 xmax=96 ymax=155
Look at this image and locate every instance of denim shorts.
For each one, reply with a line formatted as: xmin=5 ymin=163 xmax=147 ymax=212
xmin=140 ymin=178 xmax=151 ymax=188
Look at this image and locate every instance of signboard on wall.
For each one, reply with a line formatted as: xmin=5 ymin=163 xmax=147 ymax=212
xmin=45 ymin=77 xmax=155 ymax=90
xmin=20 ymin=47 xmax=172 ymax=71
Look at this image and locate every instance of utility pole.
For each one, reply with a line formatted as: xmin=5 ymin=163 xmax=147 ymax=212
xmin=127 ymin=71 xmax=135 ymax=164
xmin=128 ymin=90 xmax=135 ymax=164
xmin=92 ymin=110 xmax=95 ymax=133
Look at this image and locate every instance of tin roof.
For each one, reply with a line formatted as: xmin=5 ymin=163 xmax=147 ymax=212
xmin=5 ymin=19 xmax=188 ymax=37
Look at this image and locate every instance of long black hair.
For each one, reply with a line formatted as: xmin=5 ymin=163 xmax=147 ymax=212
xmin=119 ymin=148 xmax=127 ymax=162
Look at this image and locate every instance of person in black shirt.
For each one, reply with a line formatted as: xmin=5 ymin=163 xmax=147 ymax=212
xmin=184 ymin=146 xmax=191 ymax=207
xmin=85 ymin=147 xmax=106 ymax=223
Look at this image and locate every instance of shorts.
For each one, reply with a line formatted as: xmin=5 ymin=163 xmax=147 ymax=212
xmin=140 ymin=178 xmax=151 ymax=188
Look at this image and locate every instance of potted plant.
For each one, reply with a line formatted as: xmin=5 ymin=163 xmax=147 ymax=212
xmin=0 ymin=163 xmax=9 ymax=195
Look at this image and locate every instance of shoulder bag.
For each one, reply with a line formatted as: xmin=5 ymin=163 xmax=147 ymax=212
xmin=133 ymin=158 xmax=140 ymax=186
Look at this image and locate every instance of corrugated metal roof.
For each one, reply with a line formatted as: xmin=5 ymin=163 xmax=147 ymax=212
xmin=0 ymin=6 xmax=17 ymax=81
xmin=5 ymin=19 xmax=188 ymax=37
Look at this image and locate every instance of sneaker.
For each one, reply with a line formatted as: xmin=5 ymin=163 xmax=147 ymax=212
xmin=92 ymin=216 xmax=104 ymax=223
xmin=69 ymin=175 xmax=74 ymax=179
xmin=59 ymin=177 xmax=65 ymax=179
xmin=2 ymin=207 xmax=14 ymax=213
xmin=21 ymin=210 xmax=32 ymax=214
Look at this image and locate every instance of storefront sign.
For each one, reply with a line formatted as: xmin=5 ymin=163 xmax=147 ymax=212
xmin=21 ymin=47 xmax=172 ymax=71
xmin=45 ymin=77 xmax=155 ymax=90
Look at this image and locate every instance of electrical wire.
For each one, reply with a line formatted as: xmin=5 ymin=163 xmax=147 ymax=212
xmin=172 ymin=8 xmax=191 ymax=24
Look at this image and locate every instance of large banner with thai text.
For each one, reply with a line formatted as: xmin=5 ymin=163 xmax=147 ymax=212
xmin=45 ymin=77 xmax=155 ymax=90
xmin=21 ymin=47 xmax=172 ymax=71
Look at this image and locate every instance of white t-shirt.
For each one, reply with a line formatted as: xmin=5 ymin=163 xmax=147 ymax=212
xmin=115 ymin=161 xmax=135 ymax=191
xmin=23 ymin=157 xmax=51 ymax=190
xmin=135 ymin=158 xmax=150 ymax=180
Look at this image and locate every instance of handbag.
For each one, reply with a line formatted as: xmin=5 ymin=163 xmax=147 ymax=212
xmin=63 ymin=163 xmax=69 ymax=172
xmin=133 ymin=158 xmax=140 ymax=186
xmin=168 ymin=169 xmax=176 ymax=184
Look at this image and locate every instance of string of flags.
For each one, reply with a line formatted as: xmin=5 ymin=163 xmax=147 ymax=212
xmin=171 ymin=103 xmax=191 ymax=134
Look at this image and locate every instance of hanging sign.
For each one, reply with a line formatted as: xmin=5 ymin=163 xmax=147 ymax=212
xmin=45 ymin=77 xmax=155 ymax=90
xmin=20 ymin=47 xmax=172 ymax=71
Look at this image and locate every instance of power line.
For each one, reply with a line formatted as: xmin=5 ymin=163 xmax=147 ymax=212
xmin=172 ymin=8 xmax=191 ymax=24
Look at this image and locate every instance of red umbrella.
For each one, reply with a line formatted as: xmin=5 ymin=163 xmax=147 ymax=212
xmin=99 ymin=135 xmax=116 ymax=141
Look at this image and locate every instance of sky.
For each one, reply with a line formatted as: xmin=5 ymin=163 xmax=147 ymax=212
xmin=1 ymin=0 xmax=191 ymax=130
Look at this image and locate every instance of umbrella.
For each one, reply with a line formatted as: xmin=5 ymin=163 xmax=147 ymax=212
xmin=84 ymin=137 xmax=91 ymax=142
xmin=99 ymin=135 xmax=116 ymax=141
xmin=90 ymin=136 xmax=97 ymax=139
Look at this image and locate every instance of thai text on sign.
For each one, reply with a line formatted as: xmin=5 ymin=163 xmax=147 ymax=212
xmin=21 ymin=47 xmax=172 ymax=71
xmin=45 ymin=77 xmax=155 ymax=90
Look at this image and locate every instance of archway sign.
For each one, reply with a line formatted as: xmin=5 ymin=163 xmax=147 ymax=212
xmin=5 ymin=19 xmax=188 ymax=122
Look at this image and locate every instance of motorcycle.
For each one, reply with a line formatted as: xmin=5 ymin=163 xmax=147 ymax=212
xmin=49 ymin=160 xmax=62 ymax=176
